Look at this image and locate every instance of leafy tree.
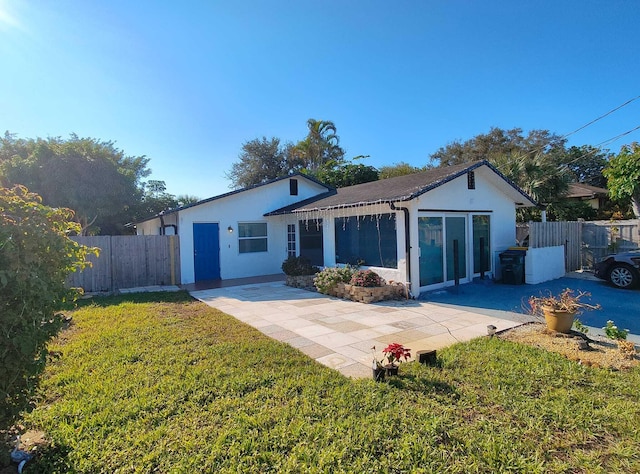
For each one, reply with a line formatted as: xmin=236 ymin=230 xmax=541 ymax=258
xmin=146 ymin=179 xmax=168 ymax=195
xmin=133 ymin=179 xmax=180 ymax=221
xmin=379 ymin=162 xmax=427 ymax=179
xmin=546 ymin=199 xmax=597 ymax=221
xmin=430 ymin=127 xmax=566 ymax=167
xmin=427 ymin=127 xmax=586 ymax=221
xmin=226 ymin=137 xmax=293 ymax=189
xmin=175 ymin=194 xmax=200 ymax=207
xmin=489 ymin=152 xmax=571 ymax=222
xmin=490 ymin=152 xmax=570 ymax=204
xmin=603 ymin=142 xmax=640 ymax=217
xmin=226 ymin=119 xmax=374 ymax=189
xmin=0 ymin=133 xmax=151 ymax=235
xmin=291 ymin=119 xmax=346 ymax=171
xmin=563 ymin=145 xmax=611 ymax=188
xmin=312 ymin=162 xmax=379 ymax=188
xmin=0 ymin=186 xmax=96 ymax=425
xmin=0 ymin=132 xmax=30 ymax=164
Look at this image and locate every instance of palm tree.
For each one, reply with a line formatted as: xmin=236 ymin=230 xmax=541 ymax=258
xmin=291 ymin=119 xmax=345 ymax=171
xmin=491 ymin=152 xmax=570 ymax=204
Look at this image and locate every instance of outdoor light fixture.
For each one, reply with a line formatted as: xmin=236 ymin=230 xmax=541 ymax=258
xmin=227 ymin=226 xmax=233 ymax=233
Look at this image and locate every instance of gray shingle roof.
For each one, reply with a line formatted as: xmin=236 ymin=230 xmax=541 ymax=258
xmin=565 ymin=183 xmax=608 ymax=199
xmin=135 ymin=172 xmax=331 ymax=224
xmin=266 ymin=160 xmax=536 ymax=215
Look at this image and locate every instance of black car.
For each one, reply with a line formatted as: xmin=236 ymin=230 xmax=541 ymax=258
xmin=594 ymin=250 xmax=640 ymax=289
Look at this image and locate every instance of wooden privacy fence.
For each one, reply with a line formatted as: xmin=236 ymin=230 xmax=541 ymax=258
xmin=67 ymin=235 xmax=181 ymax=293
xmin=582 ymin=220 xmax=640 ymax=269
xmin=525 ymin=219 xmax=640 ymax=272
xmin=527 ymin=221 xmax=583 ymax=272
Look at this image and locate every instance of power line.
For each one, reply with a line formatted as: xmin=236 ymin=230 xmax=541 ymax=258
xmin=495 ymin=95 xmax=640 ymax=161
xmin=521 ymin=96 xmax=640 ymax=165
xmin=594 ymin=125 xmax=640 ymax=149
xmin=563 ymin=124 xmax=640 ymax=167
xmin=560 ymin=95 xmax=640 ymax=141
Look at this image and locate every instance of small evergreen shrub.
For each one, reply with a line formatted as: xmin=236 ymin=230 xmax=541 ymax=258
xmin=350 ymin=269 xmax=385 ymax=287
xmin=603 ymin=320 xmax=629 ymax=340
xmin=281 ymin=256 xmax=319 ymax=276
xmin=314 ymin=266 xmax=355 ymax=294
xmin=0 ymin=186 xmax=96 ymax=425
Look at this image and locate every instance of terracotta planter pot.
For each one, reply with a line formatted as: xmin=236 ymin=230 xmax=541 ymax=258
xmin=542 ymin=307 xmax=576 ymax=333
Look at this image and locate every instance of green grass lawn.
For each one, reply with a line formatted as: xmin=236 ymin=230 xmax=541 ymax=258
xmin=15 ymin=292 xmax=640 ymax=473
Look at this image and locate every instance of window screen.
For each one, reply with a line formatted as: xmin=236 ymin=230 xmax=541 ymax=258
xmin=335 ymin=214 xmax=397 ymax=268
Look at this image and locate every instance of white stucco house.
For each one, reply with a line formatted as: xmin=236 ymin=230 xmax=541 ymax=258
xmin=135 ymin=160 xmax=538 ymax=297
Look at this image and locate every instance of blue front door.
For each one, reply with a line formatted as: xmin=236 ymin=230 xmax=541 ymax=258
xmin=193 ymin=223 xmax=220 ymax=281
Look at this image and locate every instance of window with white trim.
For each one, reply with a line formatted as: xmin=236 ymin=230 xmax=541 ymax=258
xmin=287 ymin=224 xmax=296 ymax=257
xmin=238 ymin=222 xmax=267 ymax=253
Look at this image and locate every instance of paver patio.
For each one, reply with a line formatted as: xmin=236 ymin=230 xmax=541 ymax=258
xmin=191 ymin=282 xmax=534 ymax=378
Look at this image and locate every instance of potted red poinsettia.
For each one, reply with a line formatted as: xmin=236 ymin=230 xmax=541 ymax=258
xmin=382 ymin=343 xmax=411 ymax=376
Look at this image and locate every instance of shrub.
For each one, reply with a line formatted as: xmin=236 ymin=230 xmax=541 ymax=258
xmin=350 ymin=269 xmax=385 ymax=287
xmin=281 ymin=256 xmax=319 ymax=276
xmin=0 ymin=186 xmax=96 ymax=425
xmin=603 ymin=320 xmax=629 ymax=340
xmin=314 ymin=266 xmax=355 ymax=294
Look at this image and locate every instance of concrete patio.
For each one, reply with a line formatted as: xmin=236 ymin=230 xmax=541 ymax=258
xmin=190 ymin=282 xmax=534 ymax=379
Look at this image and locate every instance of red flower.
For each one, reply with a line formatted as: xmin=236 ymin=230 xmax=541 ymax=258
xmin=382 ymin=343 xmax=411 ymax=365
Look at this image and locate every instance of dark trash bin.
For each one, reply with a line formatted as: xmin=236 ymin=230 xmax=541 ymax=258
xmin=500 ymin=249 xmax=526 ymax=284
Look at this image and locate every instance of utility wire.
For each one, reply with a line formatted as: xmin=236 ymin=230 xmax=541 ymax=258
xmin=561 ymin=124 xmax=640 ymax=167
xmin=594 ymin=125 xmax=640 ymax=148
xmin=559 ymin=95 xmax=640 ymax=141
xmin=501 ymin=96 xmax=640 ymax=166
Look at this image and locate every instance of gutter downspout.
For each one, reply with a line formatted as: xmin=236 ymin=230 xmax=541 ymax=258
xmin=159 ymin=211 xmax=166 ymax=235
xmin=389 ymin=202 xmax=411 ymax=295
xmin=539 ymin=204 xmax=547 ymax=223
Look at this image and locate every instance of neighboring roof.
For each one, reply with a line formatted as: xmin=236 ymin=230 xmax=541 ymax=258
xmin=266 ymin=160 xmax=537 ymax=215
xmin=135 ymin=173 xmax=332 ymax=224
xmin=565 ymin=183 xmax=608 ymax=199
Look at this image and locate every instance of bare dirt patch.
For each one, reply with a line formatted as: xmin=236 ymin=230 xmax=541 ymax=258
xmin=500 ymin=322 xmax=639 ymax=370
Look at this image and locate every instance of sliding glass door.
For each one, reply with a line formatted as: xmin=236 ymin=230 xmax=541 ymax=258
xmin=418 ymin=217 xmax=443 ymax=286
xmin=420 ymin=213 xmax=485 ymax=288
xmin=445 ymin=216 xmax=467 ymax=282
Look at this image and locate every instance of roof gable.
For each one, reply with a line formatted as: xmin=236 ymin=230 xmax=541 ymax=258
xmin=266 ymin=160 xmax=537 ymax=215
xmin=136 ymin=173 xmax=331 ymax=224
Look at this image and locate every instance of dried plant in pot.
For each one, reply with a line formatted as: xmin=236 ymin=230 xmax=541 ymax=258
xmin=528 ymin=288 xmax=601 ymax=334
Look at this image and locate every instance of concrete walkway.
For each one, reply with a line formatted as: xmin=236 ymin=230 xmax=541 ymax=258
xmin=191 ymin=282 xmax=533 ymax=379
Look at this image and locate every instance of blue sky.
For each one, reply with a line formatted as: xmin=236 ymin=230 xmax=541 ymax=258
xmin=1 ymin=1 xmax=639 ymax=199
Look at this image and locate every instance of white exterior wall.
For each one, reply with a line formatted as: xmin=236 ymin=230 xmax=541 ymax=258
xmin=525 ymin=246 xmax=565 ymax=284
xmin=136 ymin=212 xmax=178 ymax=235
xmin=304 ymin=204 xmax=407 ymax=285
xmin=135 ymin=167 xmax=531 ymax=293
xmin=407 ymin=169 xmax=521 ymax=296
xmin=139 ymin=177 xmax=328 ymax=284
